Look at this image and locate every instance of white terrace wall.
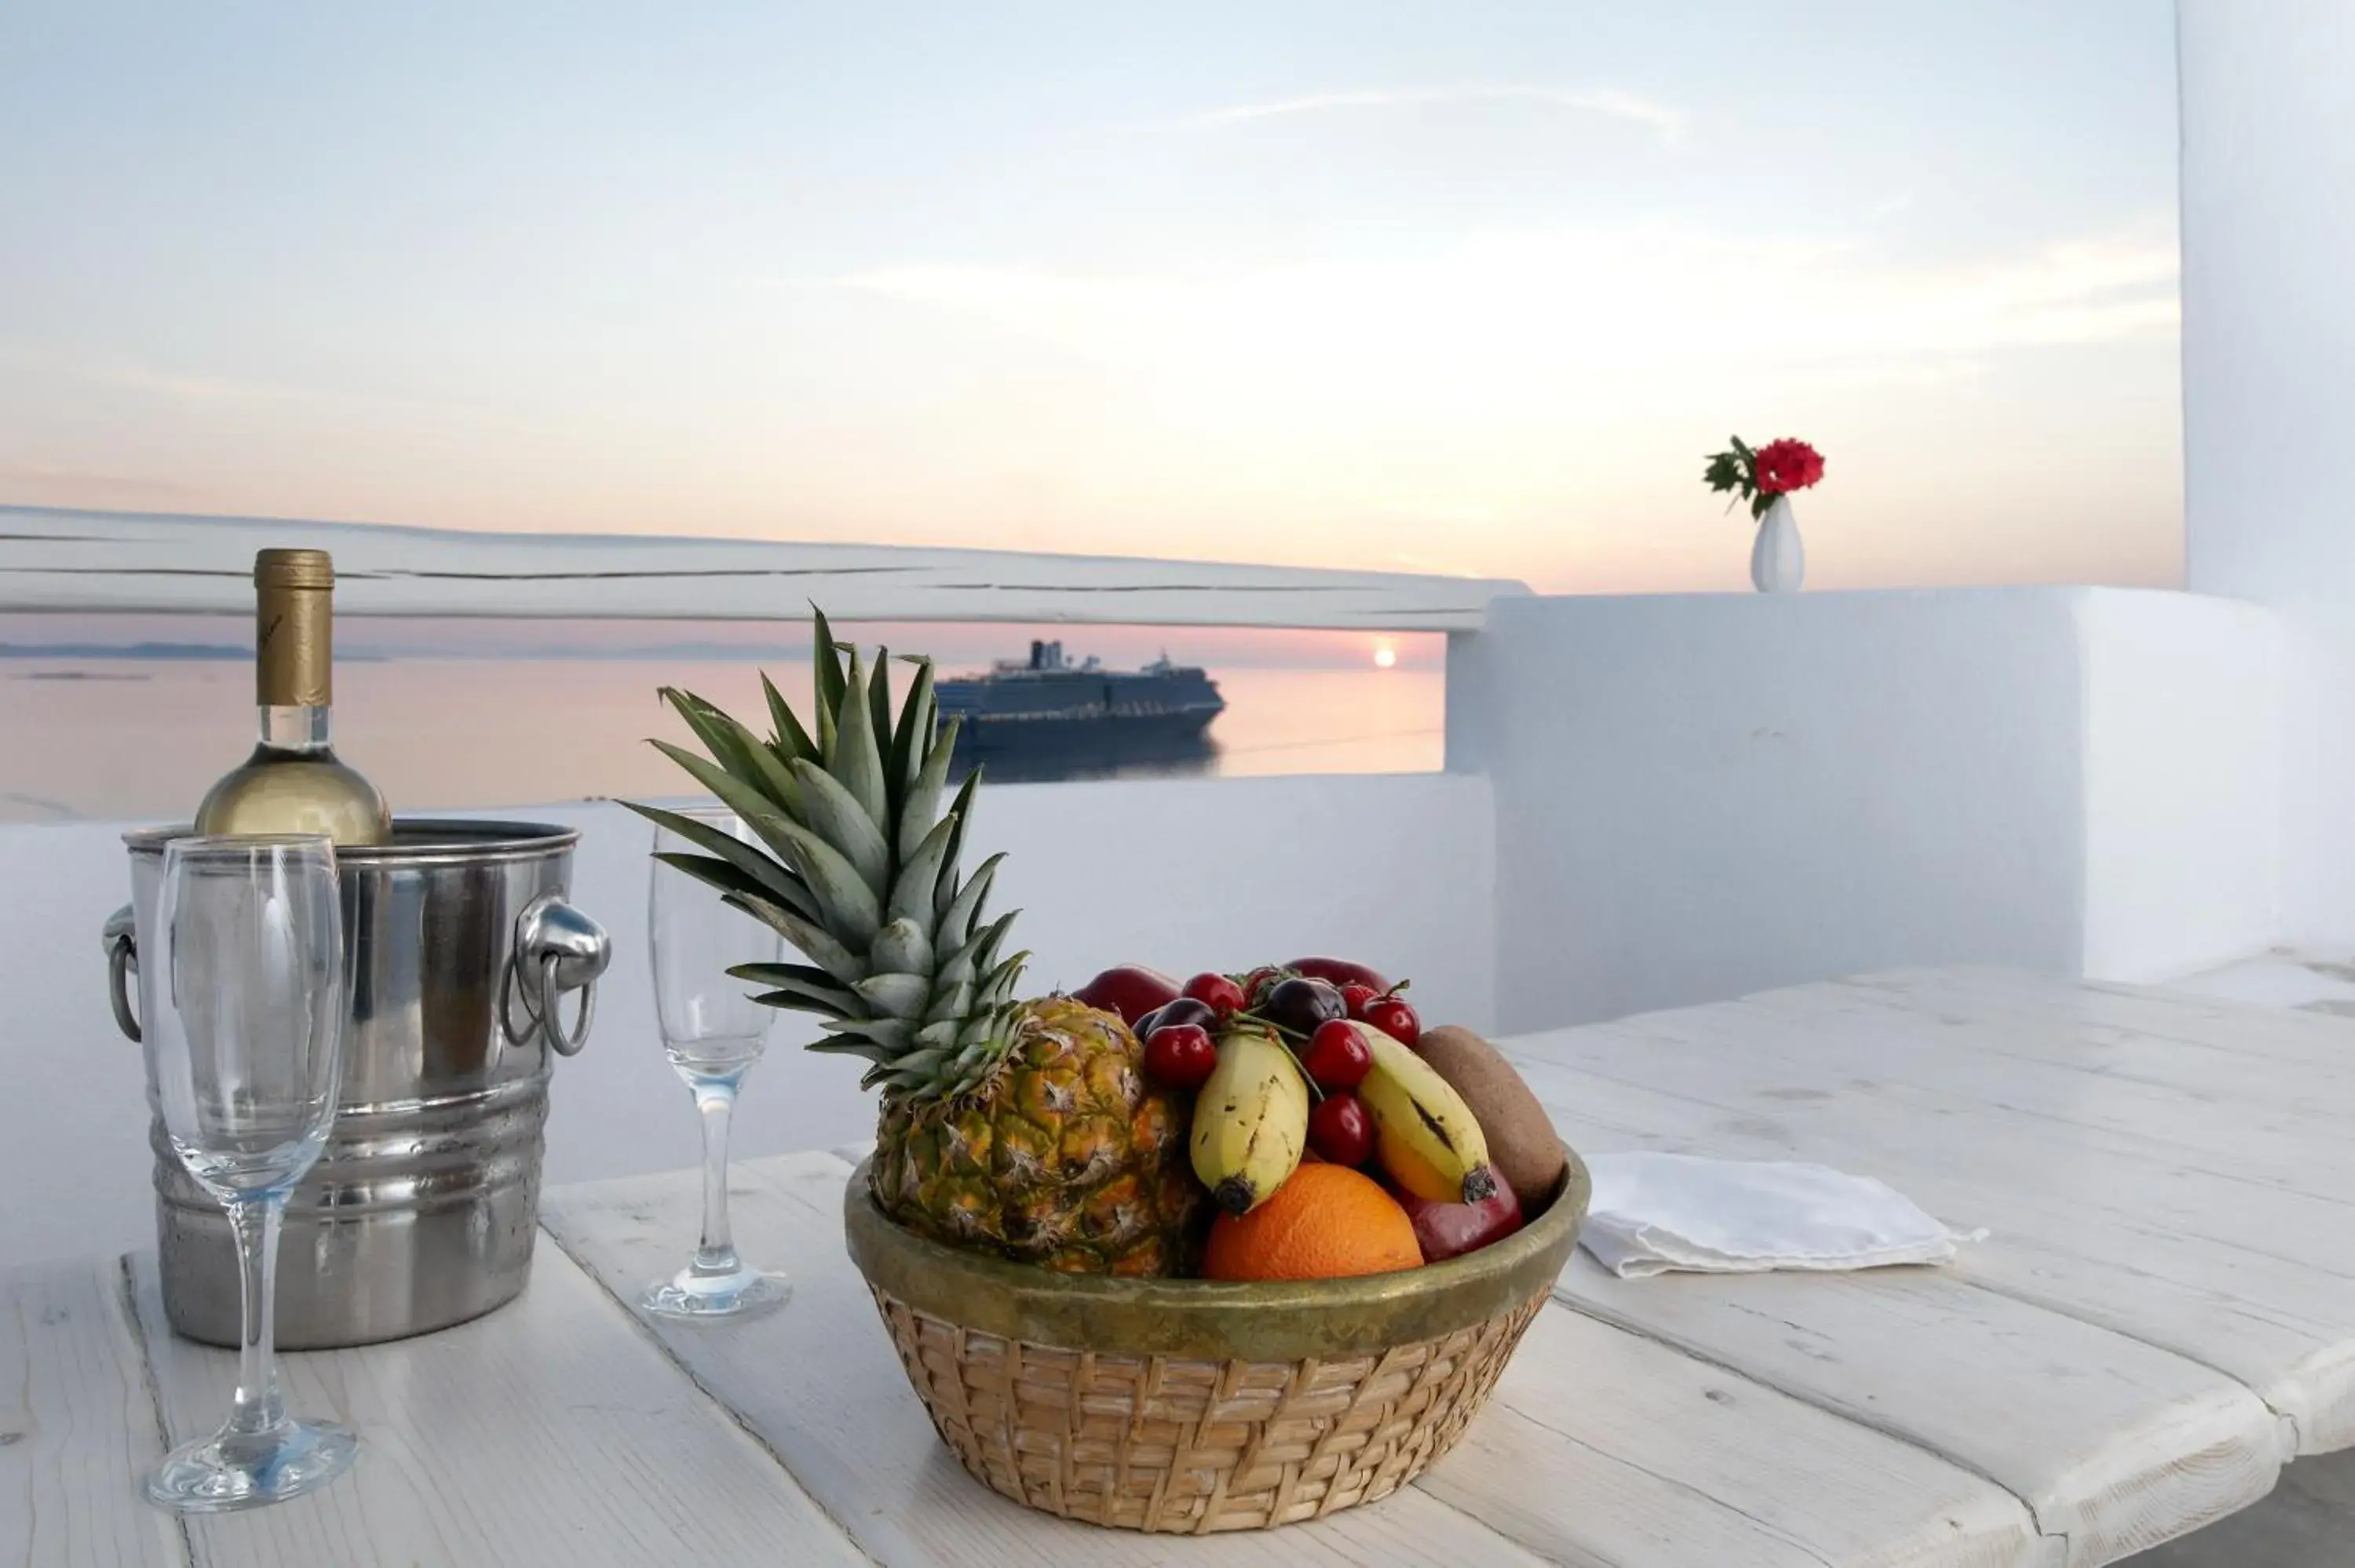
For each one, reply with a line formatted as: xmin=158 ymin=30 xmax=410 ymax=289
xmin=0 ymin=772 xmax=1493 ymax=1266
xmin=1449 ymin=586 xmax=2282 ymax=1034
xmin=2180 ymin=0 xmax=2355 ymax=949
xmin=2079 ymin=589 xmax=2283 ymax=980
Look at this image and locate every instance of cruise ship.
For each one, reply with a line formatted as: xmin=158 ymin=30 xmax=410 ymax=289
xmin=933 ymin=640 xmax=1225 ymax=771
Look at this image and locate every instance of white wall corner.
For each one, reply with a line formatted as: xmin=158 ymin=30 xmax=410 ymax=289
xmin=2075 ymin=589 xmax=2285 ymax=981
xmin=1472 ymin=589 xmax=2094 ymax=1034
xmin=1444 ymin=628 xmax=1496 ymax=775
xmin=2179 ymin=0 xmax=2355 ymax=944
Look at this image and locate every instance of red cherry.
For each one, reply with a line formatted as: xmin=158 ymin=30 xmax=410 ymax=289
xmin=1361 ymin=995 xmax=1421 ymax=1046
xmin=1307 ymin=1093 xmax=1375 ymax=1166
xmin=1301 ymin=1018 xmax=1374 ymax=1088
xmin=1337 ymin=982 xmax=1380 ymax=1019
xmin=1182 ymin=972 xmax=1248 ymax=1016
xmin=1141 ymin=1023 xmax=1218 ymax=1089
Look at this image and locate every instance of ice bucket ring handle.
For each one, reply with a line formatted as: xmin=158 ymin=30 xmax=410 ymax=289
xmin=501 ymin=892 xmax=610 ymax=1057
xmin=103 ymin=904 xmax=141 ymax=1042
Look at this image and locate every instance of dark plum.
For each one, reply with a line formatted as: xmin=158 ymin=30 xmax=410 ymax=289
xmin=1146 ymin=996 xmax=1218 ymax=1034
xmin=1262 ymin=976 xmax=1345 ymax=1038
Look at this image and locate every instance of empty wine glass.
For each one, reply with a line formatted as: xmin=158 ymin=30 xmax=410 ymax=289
xmin=641 ymin=808 xmax=791 ymax=1321
xmin=143 ymin=834 xmax=356 ymax=1513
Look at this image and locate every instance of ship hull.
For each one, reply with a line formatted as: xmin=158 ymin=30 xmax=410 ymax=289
xmin=955 ymin=706 xmax=1218 ymax=751
xmin=934 ymin=655 xmax=1225 ymax=780
xmin=947 ymin=708 xmax=1219 ymax=782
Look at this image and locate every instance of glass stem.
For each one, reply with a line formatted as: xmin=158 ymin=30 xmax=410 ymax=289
xmin=692 ymin=1078 xmax=742 ymax=1276
xmin=225 ymin=1194 xmax=289 ymax=1437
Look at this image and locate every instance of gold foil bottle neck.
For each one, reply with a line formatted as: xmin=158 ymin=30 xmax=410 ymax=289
xmin=254 ymin=549 xmax=334 ymax=708
xmin=254 ymin=547 xmax=334 ymax=591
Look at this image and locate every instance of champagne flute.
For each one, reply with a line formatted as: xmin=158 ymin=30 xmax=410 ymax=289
xmin=641 ymin=809 xmax=791 ymax=1321
xmin=143 ymin=834 xmax=356 ymax=1512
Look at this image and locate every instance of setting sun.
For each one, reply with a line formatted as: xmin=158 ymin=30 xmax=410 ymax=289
xmin=1372 ymin=644 xmax=1399 ymax=669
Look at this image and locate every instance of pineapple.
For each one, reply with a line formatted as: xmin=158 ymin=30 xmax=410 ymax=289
xmin=626 ymin=612 xmax=1199 ymax=1275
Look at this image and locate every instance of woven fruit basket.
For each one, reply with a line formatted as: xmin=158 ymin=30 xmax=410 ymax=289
xmin=844 ymin=1148 xmax=1590 ymax=1533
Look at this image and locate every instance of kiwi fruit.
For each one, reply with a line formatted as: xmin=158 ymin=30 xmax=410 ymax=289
xmin=1415 ymin=1025 xmax=1568 ymax=1211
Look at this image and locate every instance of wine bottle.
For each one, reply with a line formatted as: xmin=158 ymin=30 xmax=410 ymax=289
xmin=193 ymin=548 xmax=392 ymax=844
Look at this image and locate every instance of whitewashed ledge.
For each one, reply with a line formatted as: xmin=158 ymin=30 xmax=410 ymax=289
xmin=0 ymin=505 xmax=1529 ymax=630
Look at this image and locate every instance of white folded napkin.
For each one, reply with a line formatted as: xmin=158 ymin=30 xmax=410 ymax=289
xmin=1579 ymin=1152 xmax=1979 ymax=1278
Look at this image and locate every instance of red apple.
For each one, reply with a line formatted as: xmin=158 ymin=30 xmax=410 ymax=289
xmin=1072 ymin=965 xmax=1181 ymax=1026
xmin=1286 ymin=957 xmax=1393 ymax=993
xmin=1397 ymin=1183 xmax=1524 ymax=1264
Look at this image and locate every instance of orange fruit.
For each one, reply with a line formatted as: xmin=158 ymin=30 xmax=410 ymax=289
xmin=1200 ymin=1163 xmax=1423 ymax=1281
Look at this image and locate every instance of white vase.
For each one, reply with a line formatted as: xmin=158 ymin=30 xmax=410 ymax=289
xmin=1750 ymin=495 xmax=1805 ymax=593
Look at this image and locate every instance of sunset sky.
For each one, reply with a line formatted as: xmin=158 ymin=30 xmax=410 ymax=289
xmin=0 ymin=3 xmax=2183 ymax=595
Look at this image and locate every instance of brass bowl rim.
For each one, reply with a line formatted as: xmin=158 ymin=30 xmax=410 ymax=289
xmin=843 ymin=1149 xmax=1588 ymax=1362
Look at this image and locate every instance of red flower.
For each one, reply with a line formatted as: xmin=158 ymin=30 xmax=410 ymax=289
xmin=1752 ymin=438 xmax=1825 ymax=495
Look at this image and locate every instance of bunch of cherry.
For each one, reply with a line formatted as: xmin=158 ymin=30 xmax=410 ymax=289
xmin=1081 ymin=960 xmax=1422 ymax=1169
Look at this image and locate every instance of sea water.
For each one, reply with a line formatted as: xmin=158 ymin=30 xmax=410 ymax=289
xmin=0 ymin=658 xmax=1443 ymax=824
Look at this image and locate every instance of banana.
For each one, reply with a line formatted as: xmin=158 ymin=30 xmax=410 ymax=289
xmin=1354 ymin=1022 xmax=1500 ymax=1204
xmin=1189 ymin=1025 xmax=1310 ymax=1216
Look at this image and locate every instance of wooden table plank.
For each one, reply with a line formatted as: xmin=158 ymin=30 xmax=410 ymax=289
xmin=1840 ymin=968 xmax=2355 ymax=1075
xmin=1508 ymin=1043 xmax=2355 ymax=1457
xmin=545 ymin=1150 xmax=2045 ymax=1568
xmin=1573 ymin=994 xmax=2355 ymax=1194
xmin=1433 ymin=1307 xmax=2040 ymax=1568
xmin=1545 ymin=990 xmax=2355 ymax=1276
xmin=2126 ymin=1447 xmax=2355 ymax=1566
xmin=1557 ymin=1253 xmax=2279 ymax=1566
xmin=1748 ymin=971 xmax=2355 ymax=1122
xmin=1509 ymin=975 xmax=2355 ymax=1453
xmin=126 ymin=1245 xmax=867 ymax=1567
xmin=1 ymin=1257 xmax=186 ymax=1568
xmin=1499 ymin=987 xmax=2311 ymax=1566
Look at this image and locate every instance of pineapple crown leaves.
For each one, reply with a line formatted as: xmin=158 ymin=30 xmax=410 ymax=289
xmin=624 ymin=607 xmax=1028 ymax=1103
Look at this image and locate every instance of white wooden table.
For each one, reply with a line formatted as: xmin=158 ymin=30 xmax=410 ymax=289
xmin=9 ymin=968 xmax=2352 ymax=1567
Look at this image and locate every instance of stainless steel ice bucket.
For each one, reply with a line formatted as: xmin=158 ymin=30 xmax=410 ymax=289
xmin=104 ymin=819 xmax=609 ymax=1348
